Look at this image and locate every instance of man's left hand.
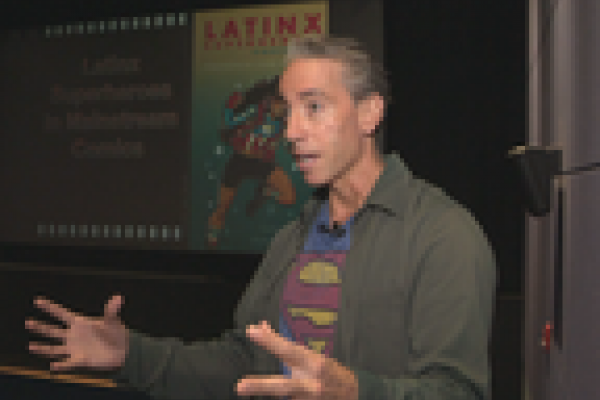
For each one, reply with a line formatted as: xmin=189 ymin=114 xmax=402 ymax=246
xmin=237 ymin=321 xmax=359 ymax=400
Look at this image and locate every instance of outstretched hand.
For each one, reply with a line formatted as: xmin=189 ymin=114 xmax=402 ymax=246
xmin=237 ymin=321 xmax=359 ymax=400
xmin=26 ymin=295 xmax=129 ymax=372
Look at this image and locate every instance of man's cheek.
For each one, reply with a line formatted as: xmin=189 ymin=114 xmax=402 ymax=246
xmin=318 ymin=114 xmax=342 ymax=145
xmin=320 ymin=108 xmax=338 ymax=127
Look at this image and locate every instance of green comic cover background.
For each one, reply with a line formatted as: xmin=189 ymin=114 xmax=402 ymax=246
xmin=191 ymin=2 xmax=328 ymax=252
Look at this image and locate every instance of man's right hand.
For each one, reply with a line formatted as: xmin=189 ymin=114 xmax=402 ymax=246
xmin=25 ymin=295 xmax=129 ymax=372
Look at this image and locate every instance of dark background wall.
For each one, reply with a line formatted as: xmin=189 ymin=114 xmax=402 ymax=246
xmin=0 ymin=0 xmax=526 ymax=399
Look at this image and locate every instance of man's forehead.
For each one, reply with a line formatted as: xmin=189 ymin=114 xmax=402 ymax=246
xmin=279 ymin=58 xmax=346 ymax=98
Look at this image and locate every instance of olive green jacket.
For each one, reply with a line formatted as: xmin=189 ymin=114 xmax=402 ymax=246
xmin=115 ymin=153 xmax=496 ymax=400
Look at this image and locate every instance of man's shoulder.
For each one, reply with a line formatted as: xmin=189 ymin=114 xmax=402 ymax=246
xmin=403 ymin=176 xmax=491 ymax=251
xmin=374 ymin=154 xmax=479 ymax=229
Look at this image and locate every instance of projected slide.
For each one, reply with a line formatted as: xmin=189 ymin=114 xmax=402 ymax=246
xmin=0 ymin=15 xmax=192 ymax=250
xmin=0 ymin=2 xmax=329 ymax=253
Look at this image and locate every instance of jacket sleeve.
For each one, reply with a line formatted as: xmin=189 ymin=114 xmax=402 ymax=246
xmin=111 ymin=223 xmax=297 ymax=400
xmin=352 ymin=207 xmax=496 ymax=400
xmin=112 ymin=327 xmax=257 ymax=400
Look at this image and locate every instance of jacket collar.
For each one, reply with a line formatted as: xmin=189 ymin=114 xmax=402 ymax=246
xmin=300 ymin=152 xmax=412 ymax=223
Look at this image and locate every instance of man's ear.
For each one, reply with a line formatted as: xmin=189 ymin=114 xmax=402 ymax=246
xmin=357 ymin=93 xmax=385 ymax=136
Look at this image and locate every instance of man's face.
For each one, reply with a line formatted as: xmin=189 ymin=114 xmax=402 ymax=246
xmin=280 ymin=58 xmax=369 ymax=186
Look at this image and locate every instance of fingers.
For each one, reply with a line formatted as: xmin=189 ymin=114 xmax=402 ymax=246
xmin=104 ymin=294 xmax=123 ymax=321
xmin=50 ymin=355 xmax=85 ymax=372
xmin=28 ymin=343 xmax=85 ymax=372
xmin=28 ymin=342 xmax=70 ymax=358
xmin=25 ymin=318 xmax=66 ymax=340
xmin=33 ymin=297 xmax=77 ymax=325
xmin=246 ymin=322 xmax=317 ymax=371
xmin=34 ymin=295 xmax=123 ymax=325
xmin=237 ymin=375 xmax=320 ymax=398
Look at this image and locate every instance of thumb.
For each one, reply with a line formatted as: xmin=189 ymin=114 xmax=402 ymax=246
xmin=104 ymin=294 xmax=124 ymax=321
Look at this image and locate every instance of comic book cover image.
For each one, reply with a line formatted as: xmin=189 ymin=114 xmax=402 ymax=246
xmin=206 ymin=76 xmax=296 ymax=249
xmin=221 ymin=76 xmax=287 ymax=163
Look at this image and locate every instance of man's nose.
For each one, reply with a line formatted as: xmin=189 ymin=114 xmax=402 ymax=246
xmin=284 ymin=109 xmax=304 ymax=143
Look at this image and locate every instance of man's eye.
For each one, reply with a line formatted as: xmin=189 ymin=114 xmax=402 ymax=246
xmin=308 ymin=102 xmax=322 ymax=112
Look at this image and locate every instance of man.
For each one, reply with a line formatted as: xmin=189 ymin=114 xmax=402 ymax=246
xmin=26 ymin=36 xmax=496 ymax=400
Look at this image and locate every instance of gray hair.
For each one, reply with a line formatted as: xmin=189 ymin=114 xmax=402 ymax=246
xmin=286 ymin=36 xmax=390 ymax=104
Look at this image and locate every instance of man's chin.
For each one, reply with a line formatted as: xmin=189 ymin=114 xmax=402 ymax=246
xmin=302 ymin=173 xmax=331 ymax=189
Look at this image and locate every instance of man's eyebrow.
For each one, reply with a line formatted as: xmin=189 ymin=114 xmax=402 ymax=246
xmin=297 ymin=89 xmax=327 ymax=99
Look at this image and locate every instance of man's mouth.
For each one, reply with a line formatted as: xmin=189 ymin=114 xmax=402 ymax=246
xmin=294 ymin=154 xmax=320 ymax=169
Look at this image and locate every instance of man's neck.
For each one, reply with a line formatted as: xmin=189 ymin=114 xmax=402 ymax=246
xmin=328 ymin=150 xmax=385 ymax=225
